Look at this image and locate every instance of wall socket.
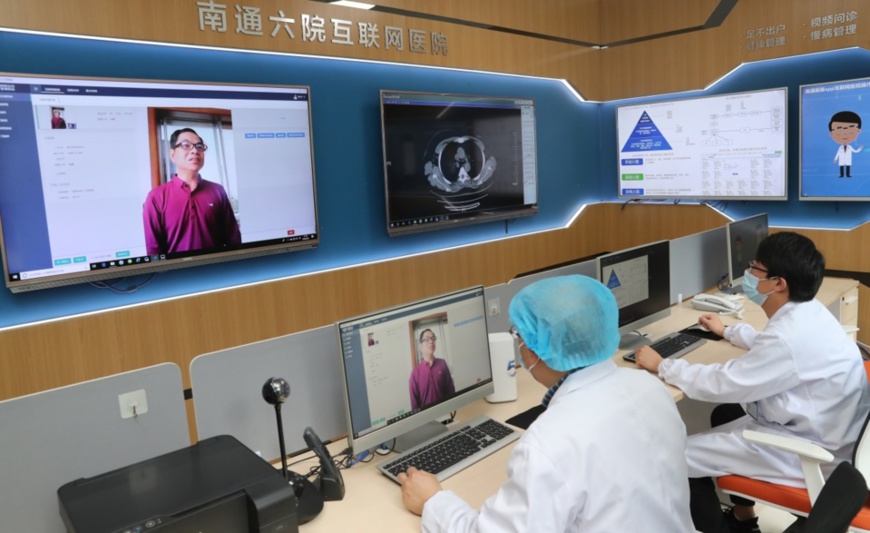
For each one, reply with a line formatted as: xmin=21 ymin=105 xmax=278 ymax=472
xmin=118 ymin=389 xmax=148 ymax=419
xmin=488 ymin=298 xmax=500 ymax=316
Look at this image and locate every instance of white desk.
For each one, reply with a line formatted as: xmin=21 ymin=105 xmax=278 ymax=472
xmin=295 ymin=278 xmax=860 ymax=532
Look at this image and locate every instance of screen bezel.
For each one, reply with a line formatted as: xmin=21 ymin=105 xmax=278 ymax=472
xmin=380 ymin=90 xmax=539 ymax=236
xmin=799 ymin=76 xmax=870 ymax=201
xmin=0 ymin=72 xmax=320 ymax=292
xmin=596 ymin=240 xmax=671 ymax=336
xmin=726 ymin=213 xmax=769 ymax=288
xmin=616 ymin=87 xmax=789 ymax=201
xmin=336 ymin=286 xmax=494 ymax=453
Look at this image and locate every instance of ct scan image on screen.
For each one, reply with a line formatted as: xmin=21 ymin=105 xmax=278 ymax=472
xmin=381 ymin=91 xmax=538 ymax=235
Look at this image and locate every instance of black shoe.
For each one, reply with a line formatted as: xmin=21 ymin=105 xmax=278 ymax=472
xmin=722 ymin=507 xmax=761 ymax=533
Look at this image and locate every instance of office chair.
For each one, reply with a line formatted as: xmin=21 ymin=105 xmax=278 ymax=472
xmin=800 ymin=461 xmax=867 ymax=533
xmin=717 ymin=360 xmax=870 ymax=532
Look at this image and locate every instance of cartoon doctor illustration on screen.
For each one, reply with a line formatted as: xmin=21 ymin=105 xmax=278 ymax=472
xmin=830 ymin=110 xmax=863 ymax=178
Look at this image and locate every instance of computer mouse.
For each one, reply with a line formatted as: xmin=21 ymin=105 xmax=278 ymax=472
xmin=687 ymin=323 xmax=711 ymax=333
xmin=287 ymin=471 xmax=324 ymax=524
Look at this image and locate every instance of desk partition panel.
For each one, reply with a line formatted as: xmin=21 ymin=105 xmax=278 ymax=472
xmin=669 ymin=226 xmax=729 ymax=304
xmin=191 ymin=325 xmax=345 ymax=461
xmin=0 ymin=363 xmax=189 ymax=533
xmin=484 ymin=259 xmax=598 ymax=334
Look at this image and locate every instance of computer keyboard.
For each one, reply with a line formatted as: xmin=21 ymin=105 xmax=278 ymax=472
xmin=623 ymin=332 xmax=707 ymax=363
xmin=379 ymin=415 xmax=520 ymax=483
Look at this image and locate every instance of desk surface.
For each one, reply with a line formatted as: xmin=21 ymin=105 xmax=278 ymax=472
xmin=297 ymin=277 xmax=857 ymax=532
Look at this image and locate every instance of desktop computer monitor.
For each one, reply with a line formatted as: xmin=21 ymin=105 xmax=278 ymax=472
xmin=726 ymin=213 xmax=769 ymax=291
xmin=336 ymin=286 xmax=494 ymax=453
xmin=597 ymin=240 xmax=671 ymax=350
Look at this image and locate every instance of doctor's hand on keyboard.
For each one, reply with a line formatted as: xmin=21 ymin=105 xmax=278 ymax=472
xmin=397 ymin=467 xmax=442 ymax=516
xmin=634 ymin=345 xmax=664 ymax=373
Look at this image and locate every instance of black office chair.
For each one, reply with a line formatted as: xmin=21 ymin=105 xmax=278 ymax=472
xmin=792 ymin=461 xmax=867 ymax=533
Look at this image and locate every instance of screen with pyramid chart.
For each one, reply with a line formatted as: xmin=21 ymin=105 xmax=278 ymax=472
xmin=616 ymin=88 xmax=787 ymax=200
xmin=596 ymin=240 xmax=670 ymax=339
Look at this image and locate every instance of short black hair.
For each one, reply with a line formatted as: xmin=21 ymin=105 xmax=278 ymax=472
xmin=418 ymin=328 xmax=435 ymax=343
xmin=169 ymin=128 xmax=202 ymax=148
xmin=829 ymin=111 xmax=862 ymax=131
xmin=755 ymin=232 xmax=824 ymax=302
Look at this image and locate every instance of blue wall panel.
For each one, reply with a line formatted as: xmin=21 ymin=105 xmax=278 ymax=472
xmin=0 ymin=31 xmax=601 ymax=327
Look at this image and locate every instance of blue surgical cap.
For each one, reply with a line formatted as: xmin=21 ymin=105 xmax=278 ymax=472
xmin=508 ymin=275 xmax=619 ymax=372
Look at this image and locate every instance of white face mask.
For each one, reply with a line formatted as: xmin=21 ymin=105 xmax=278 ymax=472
xmin=742 ymin=269 xmax=776 ymax=306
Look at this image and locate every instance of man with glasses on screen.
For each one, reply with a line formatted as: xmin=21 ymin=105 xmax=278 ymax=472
xmin=635 ymin=232 xmax=870 ymax=533
xmin=398 ymin=276 xmax=693 ymax=532
xmin=409 ymin=328 xmax=455 ymax=411
xmin=143 ymin=128 xmax=241 ymax=256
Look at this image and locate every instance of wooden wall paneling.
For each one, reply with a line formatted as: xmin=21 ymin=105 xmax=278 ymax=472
xmin=0 ymin=0 xmax=601 ymax=99
xmin=4 ymin=203 xmax=870 ymax=441
xmin=595 ymin=0 xmax=868 ymax=101
xmin=371 ymin=0 xmax=602 ymax=43
xmin=598 ymin=0 xmax=720 ymax=44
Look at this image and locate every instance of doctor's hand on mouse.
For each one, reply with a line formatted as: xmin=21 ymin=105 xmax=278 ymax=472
xmin=697 ymin=313 xmax=726 ymax=338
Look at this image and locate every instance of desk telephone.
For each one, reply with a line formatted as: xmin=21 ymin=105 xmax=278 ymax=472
xmin=691 ymin=293 xmax=743 ymax=313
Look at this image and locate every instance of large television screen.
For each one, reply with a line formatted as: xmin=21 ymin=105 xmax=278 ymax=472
xmin=380 ymin=91 xmax=538 ymax=236
xmin=616 ymin=88 xmax=788 ymax=200
xmin=0 ymin=73 xmax=319 ymax=292
xmin=800 ymin=77 xmax=870 ymax=200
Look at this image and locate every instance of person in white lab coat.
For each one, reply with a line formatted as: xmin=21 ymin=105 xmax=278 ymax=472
xmin=636 ymin=232 xmax=870 ymax=533
xmin=397 ymin=275 xmax=694 ymax=532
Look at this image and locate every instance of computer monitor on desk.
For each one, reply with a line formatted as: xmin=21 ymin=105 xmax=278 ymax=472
xmin=337 ymin=286 xmax=494 ymax=453
xmin=597 ymin=240 xmax=671 ymax=350
xmin=726 ymin=213 xmax=769 ymax=292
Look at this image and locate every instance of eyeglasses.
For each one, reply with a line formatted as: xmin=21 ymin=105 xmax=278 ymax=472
xmin=172 ymin=140 xmax=208 ymax=152
xmin=747 ymin=262 xmax=768 ymax=274
xmin=420 ymin=335 xmax=437 ymax=343
xmin=509 ymin=325 xmax=524 ymax=346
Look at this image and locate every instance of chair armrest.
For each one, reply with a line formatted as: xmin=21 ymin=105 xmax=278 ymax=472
xmin=743 ymin=430 xmax=834 ymax=462
xmin=742 ymin=430 xmax=834 ymax=504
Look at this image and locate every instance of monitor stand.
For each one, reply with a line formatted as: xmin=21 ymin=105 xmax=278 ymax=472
xmin=394 ymin=421 xmax=449 ymax=453
xmin=618 ymin=332 xmax=652 ymax=351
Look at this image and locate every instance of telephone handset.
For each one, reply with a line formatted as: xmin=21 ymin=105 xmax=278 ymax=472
xmin=691 ymin=293 xmax=743 ymax=313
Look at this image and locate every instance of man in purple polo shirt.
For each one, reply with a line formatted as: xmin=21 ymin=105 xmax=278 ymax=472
xmin=143 ymin=128 xmax=241 ymax=255
xmin=409 ymin=328 xmax=455 ymax=410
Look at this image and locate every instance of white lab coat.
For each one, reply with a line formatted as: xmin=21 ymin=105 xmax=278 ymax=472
xmin=659 ymin=299 xmax=870 ymax=487
xmin=834 ymin=144 xmax=862 ymax=166
xmin=421 ymin=360 xmax=694 ymax=532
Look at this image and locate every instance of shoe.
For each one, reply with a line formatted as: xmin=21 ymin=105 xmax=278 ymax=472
xmin=722 ymin=507 xmax=761 ymax=533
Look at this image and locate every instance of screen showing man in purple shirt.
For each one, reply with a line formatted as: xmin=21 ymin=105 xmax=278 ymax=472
xmin=143 ymin=128 xmax=241 ymax=256
xmin=409 ymin=328 xmax=455 ymax=410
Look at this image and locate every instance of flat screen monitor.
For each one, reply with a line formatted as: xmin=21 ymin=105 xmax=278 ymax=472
xmin=616 ymin=88 xmax=788 ymax=200
xmin=380 ymin=90 xmax=538 ymax=236
xmin=800 ymin=77 xmax=870 ymax=200
xmin=0 ymin=73 xmax=319 ymax=292
xmin=337 ymin=286 xmax=494 ymax=453
xmin=726 ymin=213 xmax=769 ymax=291
xmin=597 ymin=240 xmax=671 ymax=349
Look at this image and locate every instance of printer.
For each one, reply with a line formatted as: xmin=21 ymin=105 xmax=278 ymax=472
xmin=58 ymin=435 xmax=298 ymax=533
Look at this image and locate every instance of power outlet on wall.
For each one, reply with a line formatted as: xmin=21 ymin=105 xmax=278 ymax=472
xmin=118 ymin=389 xmax=149 ymax=419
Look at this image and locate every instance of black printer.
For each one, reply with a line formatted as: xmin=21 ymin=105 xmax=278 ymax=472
xmin=58 ymin=435 xmax=298 ymax=533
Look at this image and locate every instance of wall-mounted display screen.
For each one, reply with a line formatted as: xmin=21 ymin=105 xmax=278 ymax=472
xmin=380 ymin=91 xmax=538 ymax=236
xmin=616 ymin=88 xmax=788 ymax=200
xmin=0 ymin=73 xmax=319 ymax=292
xmin=800 ymin=77 xmax=870 ymax=200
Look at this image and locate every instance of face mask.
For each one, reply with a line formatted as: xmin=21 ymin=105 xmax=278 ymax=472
xmin=514 ymin=340 xmax=540 ymax=372
xmin=742 ymin=270 xmax=774 ymax=306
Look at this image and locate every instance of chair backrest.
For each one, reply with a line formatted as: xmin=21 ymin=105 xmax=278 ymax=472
xmin=802 ymin=461 xmax=867 ymax=533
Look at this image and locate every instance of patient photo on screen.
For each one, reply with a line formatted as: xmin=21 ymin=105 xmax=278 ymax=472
xmin=143 ymin=109 xmax=241 ymax=256
xmin=50 ymin=107 xmax=67 ymax=129
xmin=409 ymin=318 xmax=455 ymax=411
